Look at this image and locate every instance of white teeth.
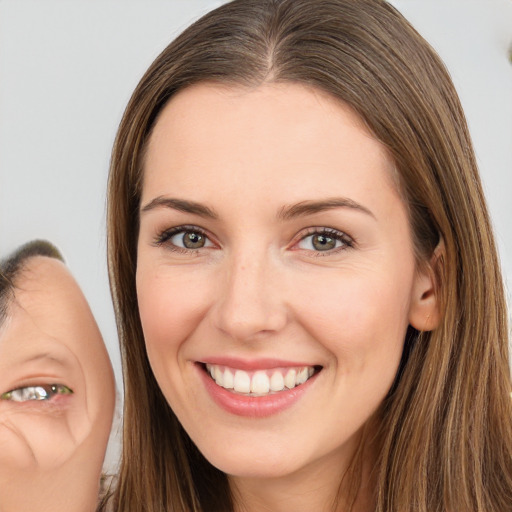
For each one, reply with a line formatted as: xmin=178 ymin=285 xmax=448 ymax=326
xmin=223 ymin=368 xmax=234 ymax=389
xmin=296 ymin=367 xmax=308 ymax=385
xmin=284 ymin=369 xmax=297 ymax=389
xmin=251 ymin=371 xmax=270 ymax=394
xmin=269 ymin=371 xmax=285 ymax=392
xmin=205 ymin=364 xmax=317 ymax=396
xmin=233 ymin=370 xmax=251 ymax=393
xmin=214 ymin=366 xmax=224 ymax=386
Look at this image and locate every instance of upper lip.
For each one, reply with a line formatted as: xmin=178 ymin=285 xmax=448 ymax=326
xmin=198 ymin=356 xmax=320 ymax=371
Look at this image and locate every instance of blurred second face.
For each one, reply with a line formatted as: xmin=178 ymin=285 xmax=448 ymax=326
xmin=0 ymin=256 xmax=115 ymax=512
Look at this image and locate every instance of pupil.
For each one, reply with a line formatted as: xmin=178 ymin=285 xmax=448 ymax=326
xmin=184 ymin=232 xmax=205 ymax=248
xmin=313 ymin=235 xmax=335 ymax=251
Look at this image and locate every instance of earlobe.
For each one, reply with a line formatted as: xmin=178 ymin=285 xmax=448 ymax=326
xmin=408 ymin=241 xmax=444 ymax=332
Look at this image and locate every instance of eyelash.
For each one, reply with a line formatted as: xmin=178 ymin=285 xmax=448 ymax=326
xmin=1 ymin=384 xmax=73 ymax=403
xmin=153 ymin=225 xmax=354 ymax=255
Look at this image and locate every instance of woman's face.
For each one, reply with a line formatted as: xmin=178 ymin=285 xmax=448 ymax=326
xmin=0 ymin=256 xmax=115 ymax=511
xmin=137 ymin=83 xmax=437 ymax=483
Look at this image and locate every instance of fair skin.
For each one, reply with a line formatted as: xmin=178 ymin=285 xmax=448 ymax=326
xmin=0 ymin=256 xmax=115 ymax=512
xmin=136 ymin=82 xmax=439 ymax=511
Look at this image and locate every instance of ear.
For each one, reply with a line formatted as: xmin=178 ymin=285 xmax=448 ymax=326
xmin=408 ymin=240 xmax=444 ymax=332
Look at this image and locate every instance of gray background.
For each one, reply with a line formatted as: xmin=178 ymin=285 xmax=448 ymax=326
xmin=1 ymin=2 xmax=511 ymax=466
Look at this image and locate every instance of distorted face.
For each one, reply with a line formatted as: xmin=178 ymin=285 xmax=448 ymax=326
xmin=136 ymin=83 xmax=438 ymax=489
xmin=0 ymin=256 xmax=115 ymax=512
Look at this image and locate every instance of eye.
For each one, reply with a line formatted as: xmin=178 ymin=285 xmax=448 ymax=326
xmin=155 ymin=226 xmax=214 ymax=251
xmin=1 ymin=384 xmax=73 ymax=402
xmin=296 ymin=228 xmax=353 ymax=253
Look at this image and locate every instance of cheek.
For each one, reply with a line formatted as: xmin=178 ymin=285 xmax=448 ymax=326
xmin=293 ymin=270 xmax=413 ymax=437
xmin=0 ymin=419 xmax=37 ymax=469
xmin=136 ymin=265 xmax=212 ymax=366
xmin=297 ymin=269 xmax=413 ymax=368
xmin=0 ymin=406 xmax=81 ymax=471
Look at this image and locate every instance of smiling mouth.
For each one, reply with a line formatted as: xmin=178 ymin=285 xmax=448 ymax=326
xmin=203 ymin=363 xmax=321 ymax=397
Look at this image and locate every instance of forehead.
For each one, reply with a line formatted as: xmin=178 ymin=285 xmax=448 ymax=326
xmin=12 ymin=257 xmax=83 ymax=315
xmin=143 ymin=82 xmax=401 ymax=214
xmin=147 ymin=82 xmax=376 ymax=163
xmin=0 ymin=257 xmax=100 ymax=361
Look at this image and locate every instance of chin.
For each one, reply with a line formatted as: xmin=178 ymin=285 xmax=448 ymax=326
xmin=213 ymin=458 xmax=295 ymax=480
xmin=196 ymin=437 xmax=308 ymax=480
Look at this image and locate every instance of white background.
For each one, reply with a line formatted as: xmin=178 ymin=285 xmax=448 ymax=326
xmin=1 ymin=0 xmax=511 ymax=406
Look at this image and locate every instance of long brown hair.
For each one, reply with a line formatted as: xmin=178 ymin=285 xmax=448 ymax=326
xmin=105 ymin=1 xmax=512 ymax=510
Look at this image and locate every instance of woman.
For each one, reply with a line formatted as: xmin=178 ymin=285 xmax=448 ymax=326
xmin=104 ymin=0 xmax=512 ymax=510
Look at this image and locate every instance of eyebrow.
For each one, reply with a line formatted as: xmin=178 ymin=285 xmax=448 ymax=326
xmin=140 ymin=196 xmax=375 ymax=222
xmin=140 ymin=196 xmax=218 ymax=219
xmin=0 ymin=240 xmax=64 ymax=281
xmin=0 ymin=240 xmax=65 ymax=326
xmin=0 ymin=273 xmax=12 ymax=326
xmin=277 ymin=197 xmax=376 ymax=220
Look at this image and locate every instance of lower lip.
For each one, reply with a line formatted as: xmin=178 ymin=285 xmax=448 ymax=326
xmin=197 ymin=364 xmax=318 ymax=418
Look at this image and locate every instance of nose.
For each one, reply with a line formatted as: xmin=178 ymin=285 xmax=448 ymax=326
xmin=212 ymin=251 xmax=288 ymax=342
